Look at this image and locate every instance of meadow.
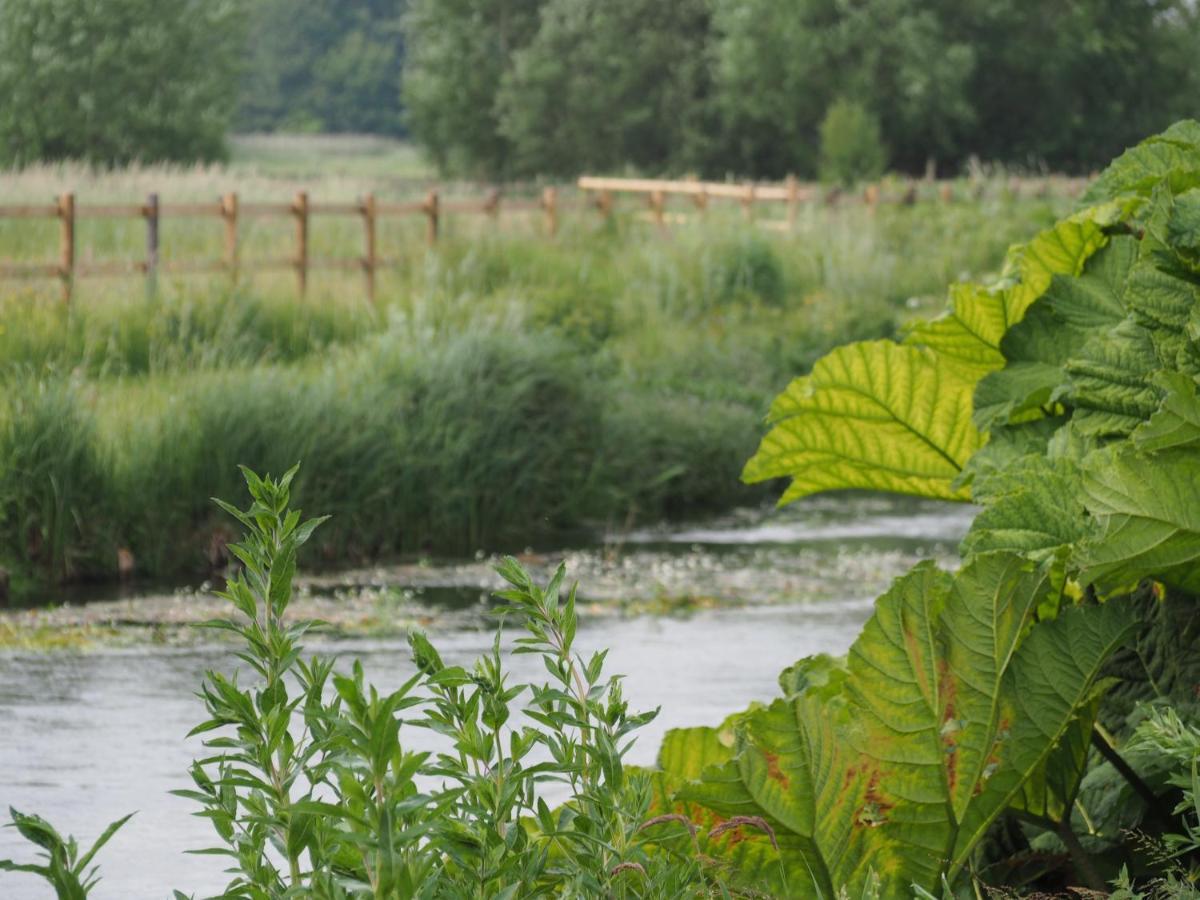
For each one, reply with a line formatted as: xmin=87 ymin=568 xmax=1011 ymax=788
xmin=0 ymin=141 xmax=1074 ymax=597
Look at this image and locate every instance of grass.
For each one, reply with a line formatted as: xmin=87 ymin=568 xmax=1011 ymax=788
xmin=227 ymin=133 xmax=436 ymax=181
xmin=0 ymin=149 xmax=1077 ymax=597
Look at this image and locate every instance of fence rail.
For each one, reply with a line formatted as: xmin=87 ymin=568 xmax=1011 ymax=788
xmin=0 ymin=173 xmax=1088 ymax=303
xmin=577 ymin=174 xmax=1090 ymax=229
xmin=0 ymin=187 xmax=561 ymax=303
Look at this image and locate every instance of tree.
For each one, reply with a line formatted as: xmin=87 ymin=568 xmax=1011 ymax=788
xmin=931 ymin=0 xmax=1200 ymax=171
xmin=401 ymin=0 xmax=544 ymax=178
xmin=0 ymin=0 xmax=244 ymax=166
xmin=707 ymin=0 xmax=838 ymax=179
xmin=496 ymin=0 xmax=714 ymax=178
xmin=817 ymin=97 xmax=886 ymax=185
xmin=237 ymin=0 xmax=407 ymax=136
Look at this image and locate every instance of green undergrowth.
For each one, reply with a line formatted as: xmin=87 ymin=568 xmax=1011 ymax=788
xmin=643 ymin=120 xmax=1200 ymax=897
xmin=0 ymin=199 xmax=1065 ymax=595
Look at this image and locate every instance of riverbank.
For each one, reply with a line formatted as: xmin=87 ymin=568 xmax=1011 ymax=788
xmin=0 ymin=182 xmax=1063 ymax=599
xmin=0 ymin=493 xmax=972 ymax=897
xmin=0 ymin=496 xmax=971 ymax=649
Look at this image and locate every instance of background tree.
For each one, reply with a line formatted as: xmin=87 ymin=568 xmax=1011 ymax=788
xmin=933 ymin=0 xmax=1200 ymax=171
xmin=237 ymin=0 xmax=406 ymax=136
xmin=0 ymin=0 xmax=244 ymax=167
xmin=496 ymin=0 xmax=713 ymax=178
xmin=706 ymin=0 xmax=837 ymax=179
xmin=401 ymin=0 xmax=544 ymax=178
xmin=817 ymin=97 xmax=887 ymax=186
xmin=826 ymin=0 xmax=976 ymax=173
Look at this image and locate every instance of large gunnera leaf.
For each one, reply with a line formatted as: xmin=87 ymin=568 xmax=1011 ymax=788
xmin=745 ymin=213 xmax=1110 ymax=504
xmin=741 ymin=341 xmax=982 ymax=502
xmin=1078 ymin=441 xmax=1200 ymax=595
xmin=667 ymin=553 xmax=1136 ymax=897
xmin=1083 ymin=120 xmax=1200 ymax=205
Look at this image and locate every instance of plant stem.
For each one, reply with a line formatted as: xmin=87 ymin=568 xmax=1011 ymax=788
xmin=1091 ymin=726 xmax=1166 ymax=816
xmin=1056 ymin=818 xmax=1104 ymax=892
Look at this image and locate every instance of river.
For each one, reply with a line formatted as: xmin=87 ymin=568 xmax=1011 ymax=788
xmin=0 ymin=495 xmax=973 ymax=899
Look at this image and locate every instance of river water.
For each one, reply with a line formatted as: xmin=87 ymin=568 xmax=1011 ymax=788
xmin=0 ymin=495 xmax=972 ymax=899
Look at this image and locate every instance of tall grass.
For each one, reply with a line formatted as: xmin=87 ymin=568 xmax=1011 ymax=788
xmin=0 ymin=174 xmax=1074 ymax=595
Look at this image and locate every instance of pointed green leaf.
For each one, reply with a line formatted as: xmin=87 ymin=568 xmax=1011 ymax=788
xmin=743 ymin=341 xmax=981 ymax=502
xmin=1078 ymin=444 xmax=1200 ymax=593
xmin=675 ymin=554 xmax=1135 ymax=896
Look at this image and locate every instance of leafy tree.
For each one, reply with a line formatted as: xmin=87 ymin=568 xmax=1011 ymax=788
xmin=496 ymin=0 xmax=714 ymax=177
xmin=401 ymin=0 xmax=544 ymax=178
xmin=707 ymin=0 xmax=837 ymax=179
xmin=817 ymin=97 xmax=887 ymax=185
xmin=237 ymin=0 xmax=406 ymax=136
xmin=932 ymin=0 xmax=1200 ymax=172
xmin=0 ymin=0 xmax=244 ymax=166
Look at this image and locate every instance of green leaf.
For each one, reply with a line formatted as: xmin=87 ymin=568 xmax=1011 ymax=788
xmin=974 ymin=237 xmax=1137 ymax=429
xmin=961 ymin=457 xmax=1088 ymax=562
xmin=742 ymin=340 xmax=981 ymax=502
xmin=1078 ymin=444 xmax=1200 ymax=594
xmin=75 ymin=812 xmax=134 ymax=874
xmin=1134 ymin=372 xmax=1200 ymax=450
xmin=1083 ymin=120 xmax=1200 ymax=204
xmin=674 ymin=554 xmax=1136 ymax=896
xmin=1064 ymin=318 xmax=1163 ymax=437
xmin=1168 ymin=187 xmax=1200 ymax=263
xmin=746 ymin=209 xmax=1111 ymax=505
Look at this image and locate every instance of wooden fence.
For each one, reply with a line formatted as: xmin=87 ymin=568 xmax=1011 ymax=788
xmin=0 ymin=187 xmax=560 ymax=303
xmin=0 ymin=173 xmax=1088 ymax=303
xmin=577 ymin=174 xmax=1090 ymax=229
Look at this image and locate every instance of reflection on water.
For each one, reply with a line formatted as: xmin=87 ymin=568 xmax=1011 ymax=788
xmin=0 ymin=495 xmax=972 ymax=899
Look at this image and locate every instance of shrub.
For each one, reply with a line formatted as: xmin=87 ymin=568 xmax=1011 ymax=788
xmin=710 ymin=235 xmax=786 ymax=307
xmin=817 ymin=98 xmax=887 ymax=187
xmin=0 ymin=0 xmax=244 ymax=166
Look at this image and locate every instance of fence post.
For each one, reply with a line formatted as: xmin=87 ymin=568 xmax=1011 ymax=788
xmin=939 ymin=183 xmax=954 ymax=204
xmin=424 ymin=189 xmax=439 ymax=245
xmin=864 ymin=183 xmax=880 ymax=214
xmin=650 ymin=189 xmax=665 ymax=230
xmin=541 ymin=186 xmax=558 ymax=238
xmin=598 ymin=189 xmax=613 ymax=222
xmin=785 ymin=175 xmax=799 ymax=230
xmin=57 ymin=192 xmax=75 ymax=303
xmin=484 ymin=188 xmax=501 ymax=225
xmin=144 ymin=193 xmax=159 ymax=297
xmin=742 ymin=183 xmax=756 ymax=221
xmin=362 ymin=193 xmax=377 ymax=304
xmin=692 ymin=187 xmax=708 ymax=219
xmin=293 ymin=190 xmax=309 ymax=297
xmin=221 ymin=192 xmax=239 ymax=286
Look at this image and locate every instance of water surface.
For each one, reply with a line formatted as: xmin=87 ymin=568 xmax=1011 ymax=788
xmin=0 ymin=495 xmax=972 ymax=899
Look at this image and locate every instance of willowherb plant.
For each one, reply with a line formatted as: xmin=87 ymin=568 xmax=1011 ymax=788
xmin=171 ymin=465 xmax=725 ymax=898
xmin=0 ymin=806 xmax=133 ymax=900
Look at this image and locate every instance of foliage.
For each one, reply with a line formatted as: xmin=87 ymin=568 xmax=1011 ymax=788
xmin=401 ymin=0 xmax=543 ymax=178
xmin=0 ymin=807 xmax=132 ymax=899
xmin=0 ymin=0 xmax=244 ymax=166
xmin=401 ymin=0 xmax=1200 ymax=177
xmin=653 ymin=121 xmax=1200 ymax=895
xmin=237 ymin=0 xmax=406 ymax=136
xmin=174 ymin=466 xmax=726 ymax=897
xmin=817 ymin=99 xmax=887 ymax=187
xmin=0 ymin=194 xmax=1054 ymax=594
xmin=495 ymin=0 xmax=713 ymax=177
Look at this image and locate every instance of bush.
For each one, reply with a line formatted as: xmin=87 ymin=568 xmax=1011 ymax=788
xmin=0 ymin=378 xmax=113 ymax=581
xmin=709 ymin=235 xmax=786 ymax=307
xmin=0 ymin=0 xmax=244 ymax=166
xmin=817 ymin=98 xmax=887 ymax=187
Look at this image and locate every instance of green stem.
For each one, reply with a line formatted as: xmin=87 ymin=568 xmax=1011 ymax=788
xmin=1056 ymin=817 xmax=1104 ymax=892
xmin=1091 ymin=726 xmax=1164 ymax=815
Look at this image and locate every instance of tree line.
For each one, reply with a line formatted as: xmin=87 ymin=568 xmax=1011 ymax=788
xmin=0 ymin=0 xmax=1196 ymax=179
